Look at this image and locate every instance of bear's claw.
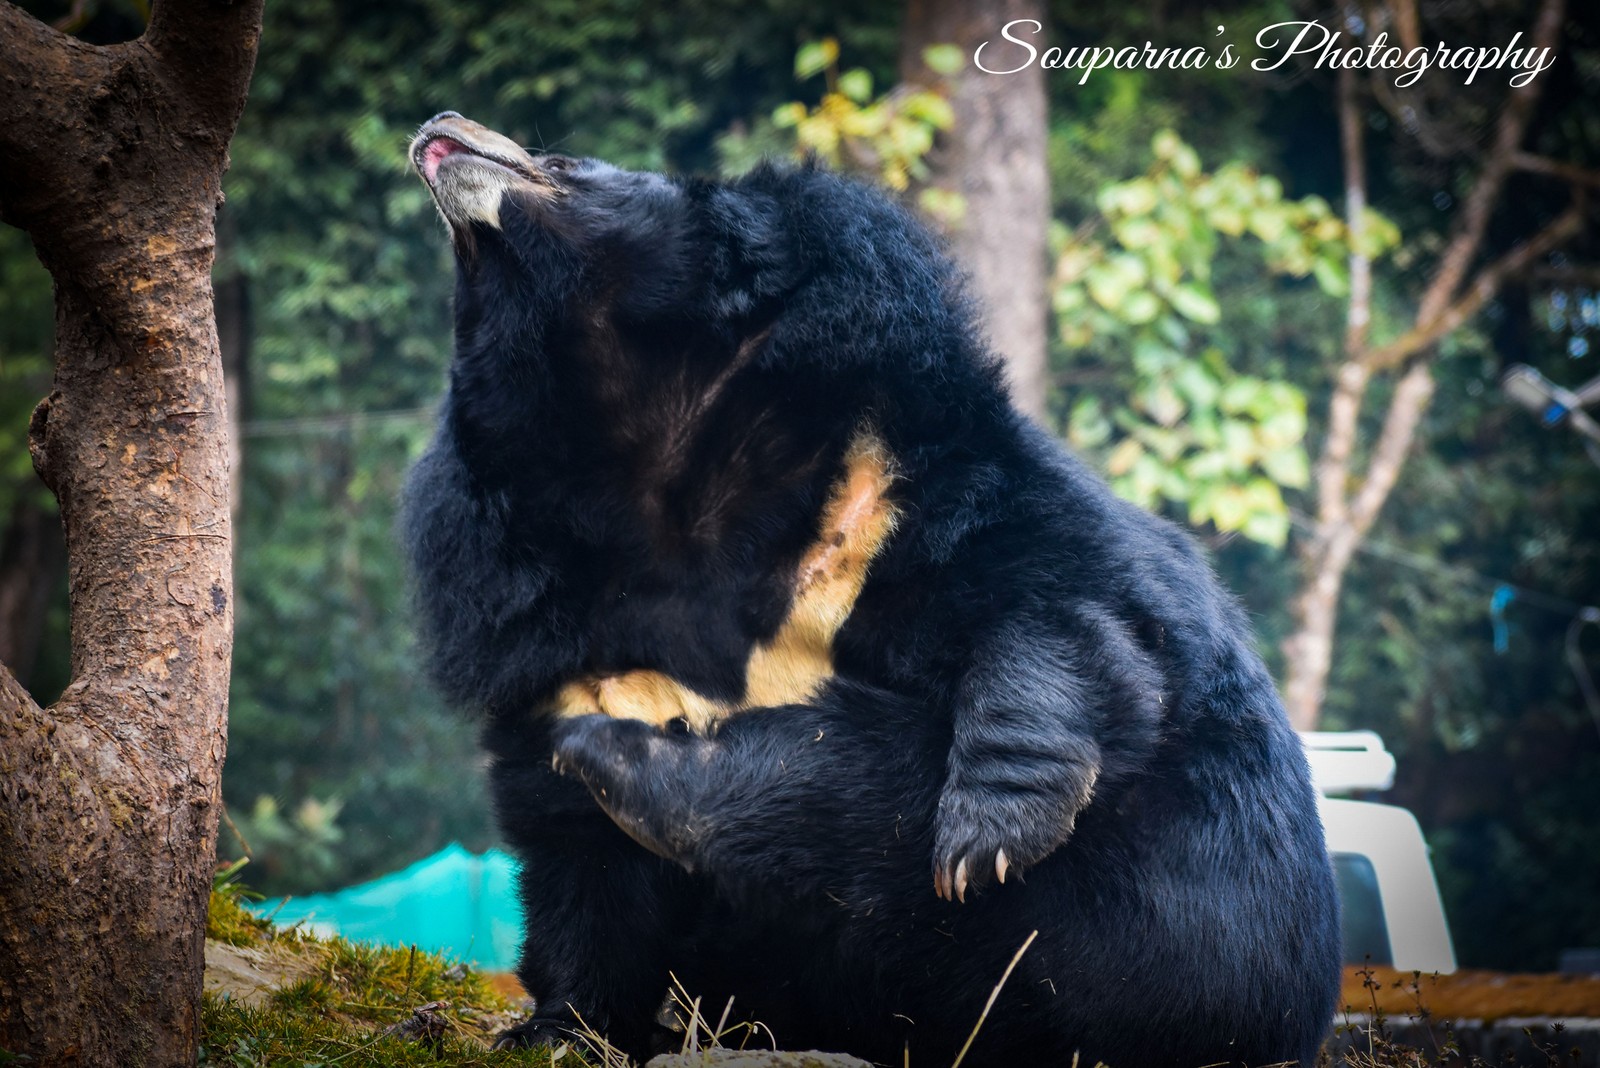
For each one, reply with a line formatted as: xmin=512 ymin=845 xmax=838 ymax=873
xmin=932 ymin=763 xmax=1097 ymax=902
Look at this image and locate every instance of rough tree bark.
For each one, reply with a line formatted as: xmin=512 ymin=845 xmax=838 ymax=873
xmin=1280 ymin=0 xmax=1586 ymax=730
xmin=900 ymin=0 xmax=1052 ymax=422
xmin=0 ymin=0 xmax=263 ymax=1063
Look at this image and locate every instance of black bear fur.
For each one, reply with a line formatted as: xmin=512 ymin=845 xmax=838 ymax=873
xmin=401 ymin=114 xmax=1341 ymax=1067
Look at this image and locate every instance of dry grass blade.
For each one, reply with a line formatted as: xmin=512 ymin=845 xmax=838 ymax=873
xmin=949 ymin=928 xmax=1039 ymax=1068
xmin=569 ymin=1004 xmax=637 ymax=1068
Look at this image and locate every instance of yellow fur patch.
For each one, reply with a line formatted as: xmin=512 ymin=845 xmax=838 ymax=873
xmin=552 ymin=430 xmax=899 ymax=732
xmin=553 ymin=669 xmax=728 ymax=731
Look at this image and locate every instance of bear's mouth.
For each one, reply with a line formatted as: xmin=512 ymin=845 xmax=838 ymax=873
xmin=411 ymin=112 xmax=560 ymax=230
xmin=411 ymin=113 xmax=543 ymax=186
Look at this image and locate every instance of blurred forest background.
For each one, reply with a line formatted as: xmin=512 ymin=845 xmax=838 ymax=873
xmin=1 ymin=0 xmax=1597 ymax=973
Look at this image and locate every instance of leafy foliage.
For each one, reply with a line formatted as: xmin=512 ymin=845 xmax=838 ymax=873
xmin=760 ymin=39 xmax=962 ymax=221
xmin=1055 ymin=130 xmax=1399 ymax=546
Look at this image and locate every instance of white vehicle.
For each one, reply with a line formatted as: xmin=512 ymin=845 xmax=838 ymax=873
xmin=1301 ymin=730 xmax=1457 ymax=974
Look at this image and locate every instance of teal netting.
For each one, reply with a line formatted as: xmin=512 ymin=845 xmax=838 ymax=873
xmin=252 ymin=843 xmax=523 ymax=970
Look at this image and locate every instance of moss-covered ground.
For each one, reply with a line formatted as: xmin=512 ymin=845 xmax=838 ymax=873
xmin=201 ymin=876 xmax=571 ymax=1067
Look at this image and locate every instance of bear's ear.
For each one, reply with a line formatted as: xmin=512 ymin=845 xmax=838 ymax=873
xmin=701 ymin=185 xmax=798 ymax=322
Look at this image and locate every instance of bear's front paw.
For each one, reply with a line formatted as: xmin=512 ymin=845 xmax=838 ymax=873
xmin=490 ymin=1014 xmax=582 ymax=1050
xmin=551 ymin=714 xmax=706 ymax=867
xmin=931 ymin=761 xmax=1099 ymax=903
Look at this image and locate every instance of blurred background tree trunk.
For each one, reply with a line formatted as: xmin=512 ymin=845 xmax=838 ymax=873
xmin=900 ymin=0 xmax=1051 ymax=422
xmin=0 ymin=0 xmax=262 ymax=1061
xmin=0 ymin=498 xmax=64 ymax=690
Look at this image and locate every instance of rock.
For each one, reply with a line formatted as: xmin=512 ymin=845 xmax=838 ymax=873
xmin=202 ymin=938 xmax=316 ymax=1006
xmin=646 ymin=1051 xmax=872 ymax=1068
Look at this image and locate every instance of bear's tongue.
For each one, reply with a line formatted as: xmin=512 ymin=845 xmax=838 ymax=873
xmin=421 ymin=136 xmax=470 ymax=183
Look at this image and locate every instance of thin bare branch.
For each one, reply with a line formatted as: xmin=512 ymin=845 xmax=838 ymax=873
xmin=1340 ymin=67 xmax=1374 ymax=364
xmin=1413 ymin=0 xmax=1565 ymax=327
xmin=1346 ymin=362 xmax=1436 ymax=537
xmin=1391 ymin=0 xmax=1422 ymax=53
xmin=1365 ymin=197 xmax=1586 ymax=372
xmin=1530 ymin=264 xmax=1600 ymax=287
xmin=1368 ymin=78 xmax=1483 ymax=161
xmin=1284 ymin=0 xmax=1578 ymax=730
xmin=1512 ymin=153 xmax=1600 ymax=191
xmin=1314 ymin=59 xmax=1374 ymax=534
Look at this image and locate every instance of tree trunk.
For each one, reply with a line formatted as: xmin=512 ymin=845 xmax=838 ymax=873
xmin=900 ymin=0 xmax=1052 ymax=422
xmin=0 ymin=1 xmax=262 ymax=1063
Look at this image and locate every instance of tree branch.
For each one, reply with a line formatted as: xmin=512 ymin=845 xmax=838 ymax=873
xmin=144 ymin=0 xmax=265 ymax=143
xmin=0 ymin=657 xmax=40 ymax=721
xmin=1512 ymin=152 xmax=1600 ymax=191
xmin=1365 ymin=196 xmax=1587 ymax=372
xmin=1531 ymin=263 xmax=1600 ymax=288
xmin=0 ymin=3 xmax=82 ymax=97
xmin=0 ymin=4 xmax=105 ymax=230
xmin=1413 ymin=0 xmax=1564 ymax=327
xmin=1314 ymin=59 xmax=1374 ymax=536
xmin=1346 ymin=361 xmax=1436 ymax=537
xmin=1391 ymin=0 xmax=1422 ymax=53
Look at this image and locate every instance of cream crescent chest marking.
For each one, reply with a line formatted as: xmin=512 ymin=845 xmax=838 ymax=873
xmin=551 ymin=430 xmax=899 ymax=732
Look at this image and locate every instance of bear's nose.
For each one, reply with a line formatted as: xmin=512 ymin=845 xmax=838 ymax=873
xmin=428 ymin=110 xmax=463 ymax=125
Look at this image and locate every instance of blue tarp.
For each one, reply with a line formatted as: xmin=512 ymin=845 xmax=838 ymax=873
xmin=252 ymin=843 xmax=524 ymax=970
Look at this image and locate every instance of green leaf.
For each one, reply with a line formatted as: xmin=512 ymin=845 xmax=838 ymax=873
xmin=904 ymin=92 xmax=955 ymax=130
xmin=1052 ymin=283 xmax=1088 ymax=315
xmin=1086 ymin=263 xmax=1132 ymax=312
xmin=1260 ymin=445 xmax=1310 ymax=489
xmin=1240 ymin=508 xmax=1290 ymax=547
xmin=1140 ymin=379 xmax=1187 ymax=427
xmin=1221 ymin=419 xmax=1257 ymax=469
xmin=1113 ymin=217 xmax=1163 ymax=250
xmin=1106 ymin=437 xmax=1145 ymax=477
xmin=1171 ymin=143 xmax=1202 ymax=180
xmin=1246 ymin=204 xmax=1287 ymax=243
xmin=1312 ymin=254 xmax=1350 ymax=297
xmin=1172 ymin=360 xmax=1221 ymax=409
xmin=795 ymin=38 xmax=839 ymax=80
xmin=1169 ymin=282 xmax=1221 ymax=324
xmin=838 ymin=68 xmax=873 ymax=103
xmin=1219 ymin=377 xmax=1265 ymax=414
xmin=772 ymin=102 xmax=807 ymax=128
xmin=1121 ymin=289 xmax=1161 ymax=324
xmin=922 ymin=44 xmax=965 ymax=76
xmin=1068 ymin=396 xmax=1112 ymax=448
